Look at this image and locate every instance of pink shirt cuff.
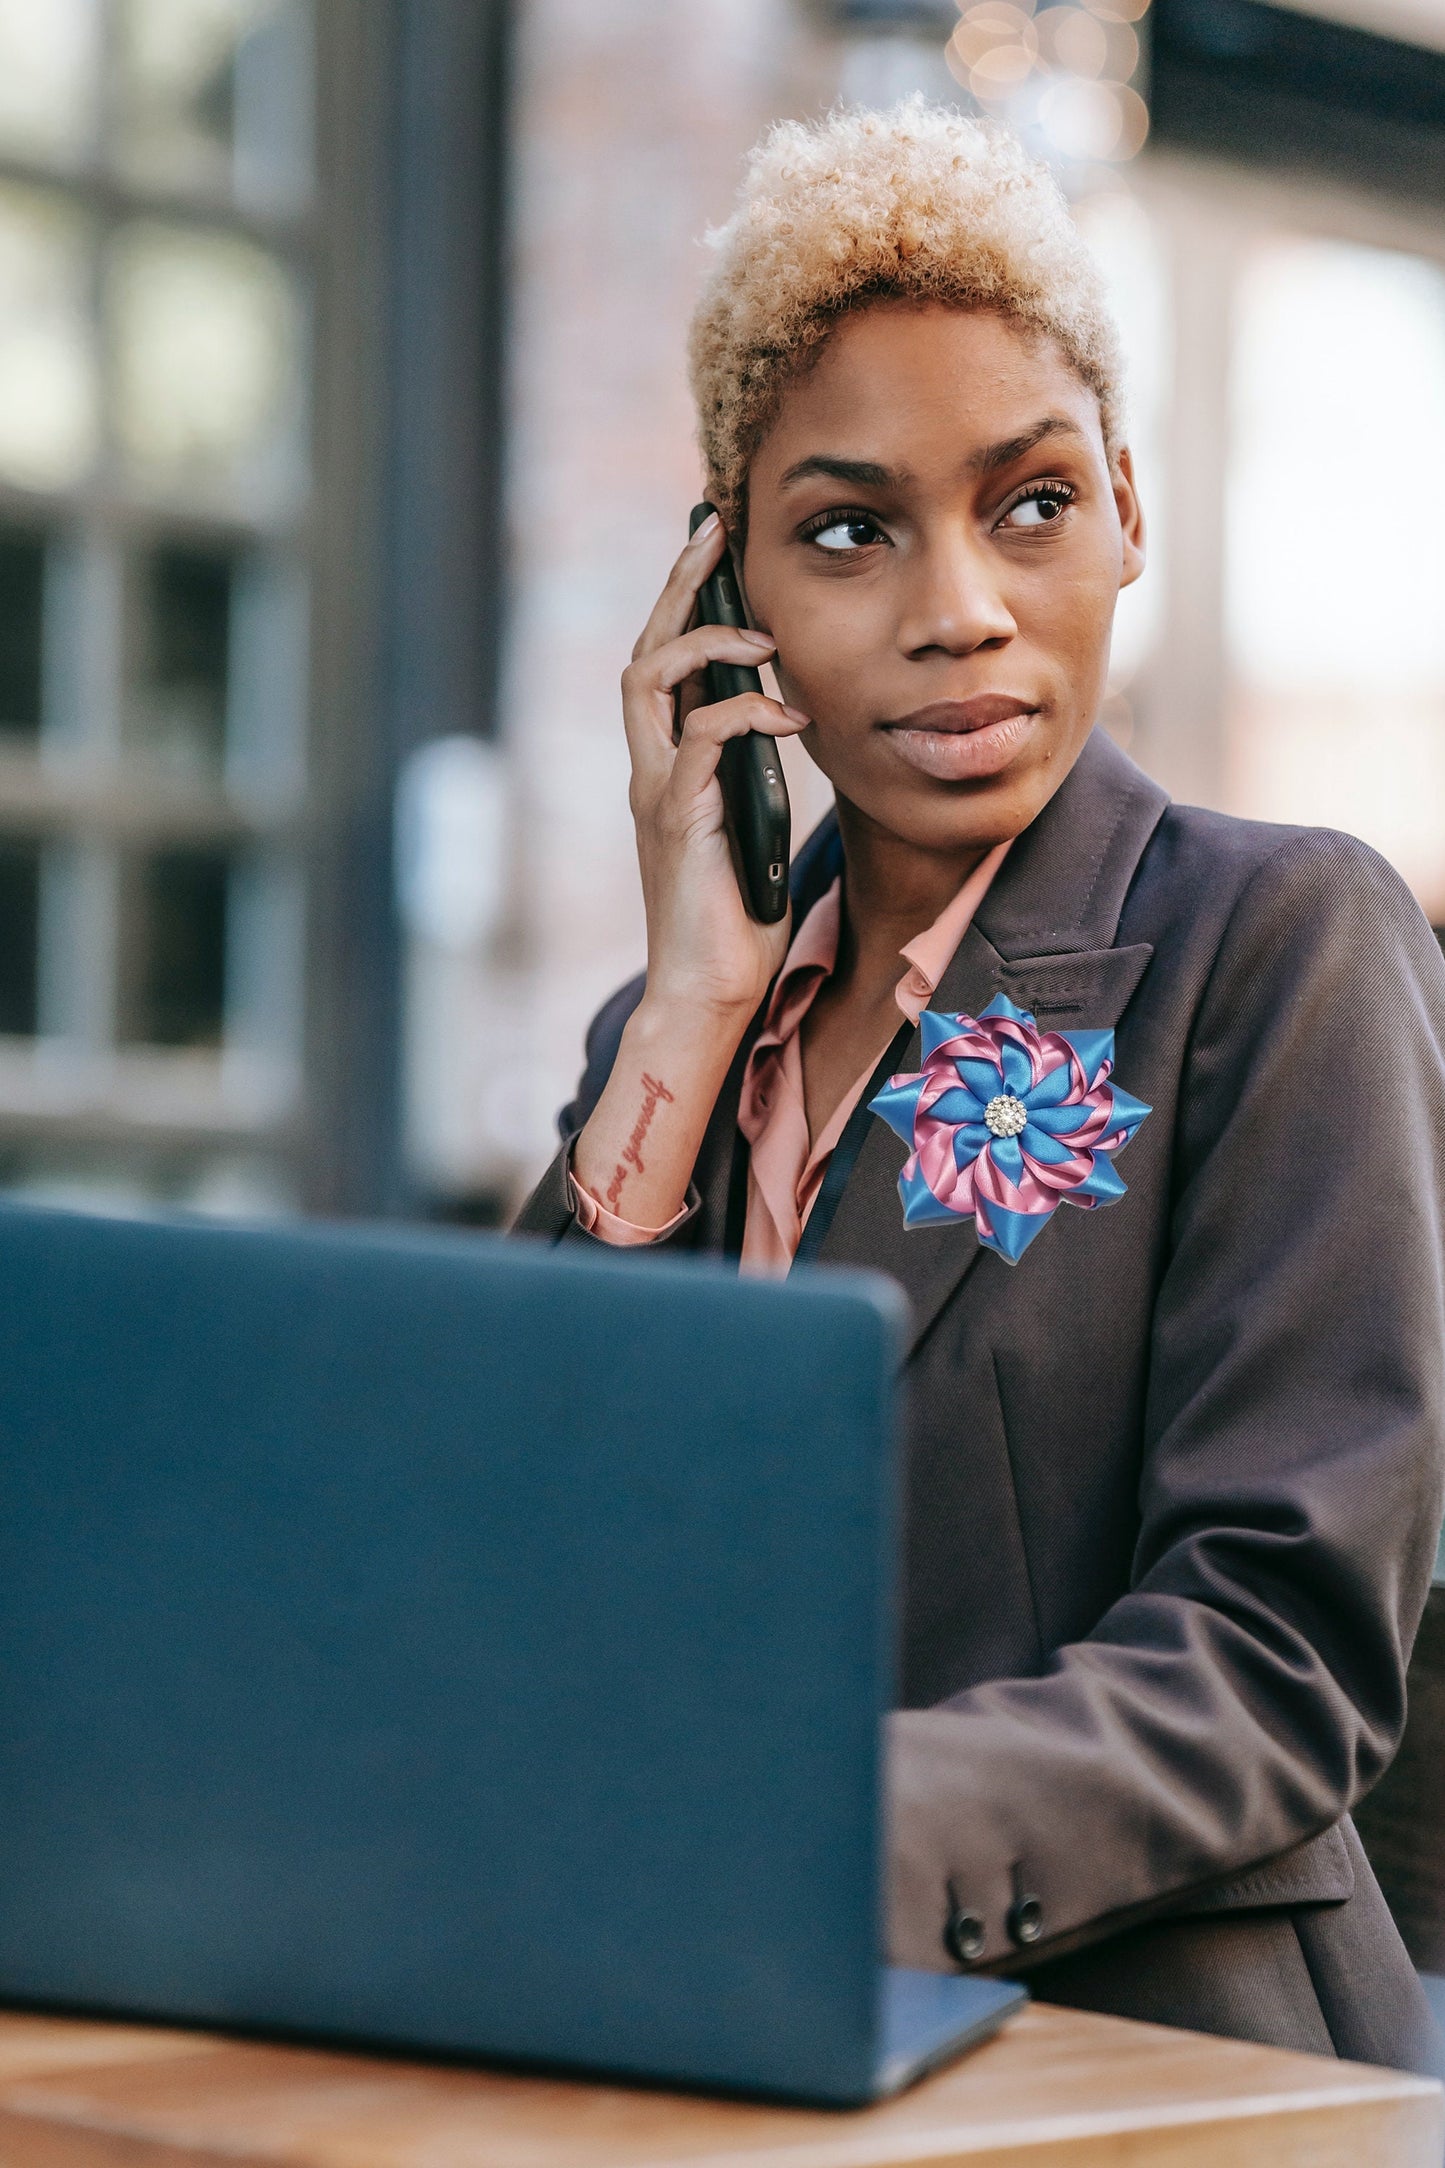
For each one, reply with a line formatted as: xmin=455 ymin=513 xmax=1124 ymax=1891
xmin=567 ymin=1157 xmax=698 ymax=1245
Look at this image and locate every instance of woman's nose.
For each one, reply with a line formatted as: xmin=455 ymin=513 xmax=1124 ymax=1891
xmin=895 ymin=535 xmax=1017 ymax=658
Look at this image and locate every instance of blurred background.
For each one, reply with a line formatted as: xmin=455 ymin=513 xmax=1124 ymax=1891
xmin=0 ymin=0 xmax=1440 ymax=1225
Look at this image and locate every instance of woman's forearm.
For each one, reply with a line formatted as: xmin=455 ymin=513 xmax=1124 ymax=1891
xmin=571 ymin=995 xmax=750 ymax=1230
xmin=563 ymin=513 xmax=801 ymax=1236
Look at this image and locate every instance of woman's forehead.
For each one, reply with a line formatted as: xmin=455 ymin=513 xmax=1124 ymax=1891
xmin=752 ymin=304 xmax=1104 ymax=488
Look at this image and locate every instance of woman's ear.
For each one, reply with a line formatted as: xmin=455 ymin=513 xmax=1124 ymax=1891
xmin=1113 ymin=445 xmax=1146 ymax=589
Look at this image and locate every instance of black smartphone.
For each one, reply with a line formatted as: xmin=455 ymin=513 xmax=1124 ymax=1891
xmin=689 ymin=501 xmax=791 ymax=924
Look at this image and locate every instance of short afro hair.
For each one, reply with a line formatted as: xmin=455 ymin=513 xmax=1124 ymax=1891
xmin=687 ymin=98 xmax=1125 ymax=533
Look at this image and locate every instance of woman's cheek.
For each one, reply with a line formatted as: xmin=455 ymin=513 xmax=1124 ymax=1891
xmin=771 ymin=634 xmax=836 ymax=719
xmin=776 ymin=606 xmax=874 ymax=712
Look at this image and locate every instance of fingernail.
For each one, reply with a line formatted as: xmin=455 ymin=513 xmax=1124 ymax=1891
xmin=692 ymin=511 xmax=720 ymax=538
xmin=783 ymin=705 xmax=810 ymax=723
xmin=740 ymin=629 xmax=776 ymax=647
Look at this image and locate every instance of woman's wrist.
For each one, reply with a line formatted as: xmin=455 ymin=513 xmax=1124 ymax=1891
xmin=628 ymin=985 xmax=758 ymax=1064
xmin=572 ymin=994 xmax=748 ymax=1233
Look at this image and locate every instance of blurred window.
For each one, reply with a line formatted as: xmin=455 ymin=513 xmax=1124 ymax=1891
xmin=1110 ymin=151 xmax=1445 ymax=927
xmin=120 ymin=846 xmax=229 ymax=1047
xmin=0 ymin=1 xmax=101 ymax=171
xmin=125 ymin=541 xmax=233 ymax=770
xmin=0 ymin=1141 xmax=293 ymax=1215
xmin=1224 ymin=235 xmax=1445 ymax=916
xmin=0 ymin=0 xmax=313 ymax=1210
xmin=107 ymin=220 xmax=303 ymax=508
xmin=0 ymin=527 xmax=46 ymax=738
xmin=0 ymin=840 xmax=40 ymax=1035
xmin=0 ymin=185 xmax=97 ymax=492
xmin=114 ymin=0 xmax=312 ymax=209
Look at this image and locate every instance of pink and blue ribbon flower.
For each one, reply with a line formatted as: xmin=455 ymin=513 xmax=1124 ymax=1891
xmin=868 ymin=992 xmax=1150 ymax=1264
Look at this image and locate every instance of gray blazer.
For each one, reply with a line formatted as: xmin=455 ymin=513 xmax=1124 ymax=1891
xmin=515 ymin=729 xmax=1445 ymax=2078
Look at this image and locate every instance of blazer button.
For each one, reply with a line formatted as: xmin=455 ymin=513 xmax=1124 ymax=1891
xmin=944 ymin=1905 xmax=987 ymax=1964
xmin=1007 ymin=1894 xmax=1045 ymax=1948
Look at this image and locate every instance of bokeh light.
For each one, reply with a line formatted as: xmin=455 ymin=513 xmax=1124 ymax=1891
xmin=947 ymin=0 xmax=1151 ymax=165
xmin=1051 ymin=8 xmax=1110 ymax=77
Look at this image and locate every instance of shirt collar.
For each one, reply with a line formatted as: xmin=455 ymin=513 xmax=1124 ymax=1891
xmin=758 ymin=835 xmax=1013 ymax=1045
xmin=895 ymin=837 xmax=1012 ymax=1021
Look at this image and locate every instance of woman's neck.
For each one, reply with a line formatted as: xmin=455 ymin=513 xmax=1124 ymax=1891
xmin=831 ymin=794 xmax=992 ymax=1002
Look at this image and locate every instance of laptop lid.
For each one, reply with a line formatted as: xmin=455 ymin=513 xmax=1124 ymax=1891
xmin=0 ymin=1206 xmax=906 ymax=2104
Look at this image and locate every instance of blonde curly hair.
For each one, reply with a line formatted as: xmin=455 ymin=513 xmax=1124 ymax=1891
xmin=687 ymin=99 xmax=1125 ymax=533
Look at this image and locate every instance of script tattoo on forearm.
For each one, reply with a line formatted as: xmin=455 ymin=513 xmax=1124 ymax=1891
xmin=604 ymin=1073 xmax=675 ymax=1213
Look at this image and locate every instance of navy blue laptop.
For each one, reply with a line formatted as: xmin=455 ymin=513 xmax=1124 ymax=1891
xmin=0 ymin=1204 xmax=1023 ymax=2105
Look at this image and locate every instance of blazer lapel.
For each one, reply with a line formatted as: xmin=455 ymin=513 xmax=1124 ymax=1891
xmin=811 ymin=730 xmax=1168 ymax=1354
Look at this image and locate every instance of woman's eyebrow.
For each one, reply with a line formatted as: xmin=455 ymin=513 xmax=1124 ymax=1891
xmin=777 ymin=418 xmax=1085 ymax=495
xmin=970 ymin=415 xmax=1085 ymax=476
xmin=777 ymin=454 xmax=900 ymax=490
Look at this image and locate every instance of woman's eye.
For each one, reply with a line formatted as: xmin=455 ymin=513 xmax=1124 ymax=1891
xmin=1001 ymin=488 xmax=1073 ymax=530
xmin=809 ymin=516 xmax=880 ymax=552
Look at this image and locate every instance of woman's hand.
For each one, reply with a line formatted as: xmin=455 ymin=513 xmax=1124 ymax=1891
xmin=622 ymin=511 xmax=807 ymax=1023
xmin=571 ymin=515 xmax=808 ymax=1233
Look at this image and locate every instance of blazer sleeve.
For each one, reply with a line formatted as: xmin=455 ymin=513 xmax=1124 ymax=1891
xmin=888 ymin=829 xmax=1445 ymax=1972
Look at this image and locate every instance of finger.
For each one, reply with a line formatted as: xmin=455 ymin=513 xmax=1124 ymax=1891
xmin=670 ymin=628 xmax=777 ymax=744
xmin=628 ymin=622 xmax=776 ymax=704
xmin=680 ymin=690 xmax=810 ymax=741
xmin=673 ymin=640 xmax=776 ymax=735
xmin=621 ymin=624 xmax=779 ymax=780
xmin=631 ymin=513 xmax=729 ymax=661
xmin=670 ymin=693 xmax=809 ymax=801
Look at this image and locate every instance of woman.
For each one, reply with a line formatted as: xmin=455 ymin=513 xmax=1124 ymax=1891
xmin=515 ymin=102 xmax=1445 ymax=2075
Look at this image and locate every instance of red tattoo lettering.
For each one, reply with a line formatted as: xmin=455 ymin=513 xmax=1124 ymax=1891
xmin=604 ymin=1073 xmax=674 ymax=1212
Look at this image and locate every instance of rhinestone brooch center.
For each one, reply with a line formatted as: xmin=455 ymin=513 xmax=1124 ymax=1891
xmin=983 ymin=1093 xmax=1028 ymax=1140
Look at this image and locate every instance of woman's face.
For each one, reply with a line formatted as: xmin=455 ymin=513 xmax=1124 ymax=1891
xmin=741 ymin=302 xmax=1145 ymax=856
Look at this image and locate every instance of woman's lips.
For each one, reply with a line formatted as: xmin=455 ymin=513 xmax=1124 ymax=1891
xmin=880 ymin=698 xmax=1038 ymax=782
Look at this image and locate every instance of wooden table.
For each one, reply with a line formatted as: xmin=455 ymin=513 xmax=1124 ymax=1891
xmin=0 ymin=2002 xmax=1435 ymax=2168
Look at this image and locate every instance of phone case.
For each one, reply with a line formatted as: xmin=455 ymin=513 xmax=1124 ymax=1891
xmin=690 ymin=504 xmax=791 ymax=924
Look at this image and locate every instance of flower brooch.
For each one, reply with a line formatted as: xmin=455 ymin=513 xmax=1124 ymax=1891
xmin=868 ymin=992 xmax=1150 ymax=1264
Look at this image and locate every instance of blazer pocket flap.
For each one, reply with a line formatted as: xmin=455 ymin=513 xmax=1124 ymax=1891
xmin=1169 ymin=1823 xmax=1355 ymax=1918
